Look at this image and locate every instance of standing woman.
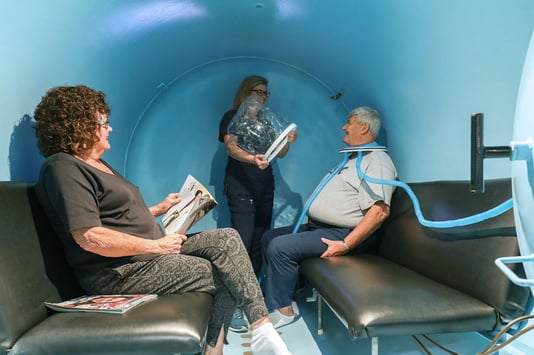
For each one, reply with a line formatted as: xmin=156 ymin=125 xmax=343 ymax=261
xmin=218 ymin=75 xmax=297 ymax=333
xmin=218 ymin=75 xmax=297 ymax=275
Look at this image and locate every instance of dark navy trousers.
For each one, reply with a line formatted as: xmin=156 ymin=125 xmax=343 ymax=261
xmin=262 ymin=223 xmax=381 ymax=311
xmin=225 ymin=174 xmax=274 ymax=275
xmin=262 ymin=224 xmax=350 ymax=311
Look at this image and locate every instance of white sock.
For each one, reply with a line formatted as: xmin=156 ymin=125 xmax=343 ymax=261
xmin=251 ymin=322 xmax=292 ymax=355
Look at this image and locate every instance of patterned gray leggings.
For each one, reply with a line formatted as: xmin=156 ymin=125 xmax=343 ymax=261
xmin=83 ymin=228 xmax=267 ymax=347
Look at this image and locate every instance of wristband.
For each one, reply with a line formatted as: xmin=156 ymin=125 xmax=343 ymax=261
xmin=342 ymin=239 xmax=350 ymax=251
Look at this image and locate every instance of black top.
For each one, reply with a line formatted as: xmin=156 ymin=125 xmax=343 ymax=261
xmin=218 ymin=109 xmax=237 ymax=143
xmin=35 ymin=152 xmax=161 ymax=278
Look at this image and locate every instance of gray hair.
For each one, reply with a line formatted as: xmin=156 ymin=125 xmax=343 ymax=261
xmin=348 ymin=106 xmax=381 ymax=138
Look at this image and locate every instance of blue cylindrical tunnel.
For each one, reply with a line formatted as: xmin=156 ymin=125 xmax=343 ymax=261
xmin=2 ymin=1 xmax=534 ymax=233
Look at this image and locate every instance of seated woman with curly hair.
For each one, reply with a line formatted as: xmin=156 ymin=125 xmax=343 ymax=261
xmin=33 ymin=85 xmax=291 ymax=355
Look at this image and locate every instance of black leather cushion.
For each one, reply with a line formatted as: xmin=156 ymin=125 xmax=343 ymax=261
xmin=379 ymin=179 xmax=529 ymax=320
xmin=301 ymin=255 xmax=496 ymax=339
xmin=10 ymin=293 xmax=212 ymax=355
xmin=383 ymin=178 xmax=515 ymax=239
xmin=0 ymin=182 xmax=67 ymax=351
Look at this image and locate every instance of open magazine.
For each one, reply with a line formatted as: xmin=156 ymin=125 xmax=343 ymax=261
xmin=162 ymin=174 xmax=217 ymax=234
xmin=44 ymin=294 xmax=158 ymax=314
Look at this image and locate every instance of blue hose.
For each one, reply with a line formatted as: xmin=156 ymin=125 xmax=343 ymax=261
xmin=355 ymin=150 xmax=513 ymax=228
xmin=292 ymin=145 xmax=513 ymax=232
xmin=292 ymin=152 xmax=350 ymax=233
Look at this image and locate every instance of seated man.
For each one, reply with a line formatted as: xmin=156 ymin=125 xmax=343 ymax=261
xmin=262 ymin=106 xmax=398 ymax=328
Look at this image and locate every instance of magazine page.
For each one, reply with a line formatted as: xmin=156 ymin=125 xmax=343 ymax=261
xmin=162 ymin=174 xmax=217 ymax=235
xmin=45 ymin=294 xmax=158 ymax=314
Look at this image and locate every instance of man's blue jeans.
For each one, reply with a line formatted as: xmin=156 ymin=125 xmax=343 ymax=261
xmin=262 ymin=223 xmax=350 ymax=311
xmin=262 ymin=223 xmax=381 ymax=311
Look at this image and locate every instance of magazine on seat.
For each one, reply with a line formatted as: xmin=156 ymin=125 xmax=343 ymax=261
xmin=162 ymin=174 xmax=217 ymax=234
xmin=44 ymin=294 xmax=158 ymax=314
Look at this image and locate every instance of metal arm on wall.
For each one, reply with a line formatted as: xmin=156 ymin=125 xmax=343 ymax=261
xmin=471 ymin=113 xmax=512 ymax=193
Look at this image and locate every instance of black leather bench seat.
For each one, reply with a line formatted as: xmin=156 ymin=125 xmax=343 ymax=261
xmin=0 ymin=182 xmax=213 ymax=355
xmin=10 ymin=293 xmax=212 ymax=355
xmin=301 ymin=255 xmax=496 ymax=339
xmin=299 ymin=179 xmax=531 ymax=344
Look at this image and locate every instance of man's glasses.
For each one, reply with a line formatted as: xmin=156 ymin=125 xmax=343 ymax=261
xmin=97 ymin=118 xmax=110 ymax=129
xmin=251 ymin=89 xmax=269 ymax=97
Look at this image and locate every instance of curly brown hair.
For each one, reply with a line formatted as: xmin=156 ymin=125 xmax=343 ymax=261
xmin=232 ymin=75 xmax=268 ymax=109
xmin=34 ymin=85 xmax=111 ymax=157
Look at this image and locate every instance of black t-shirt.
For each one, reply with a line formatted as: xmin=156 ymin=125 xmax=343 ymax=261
xmin=35 ymin=152 xmax=162 ymax=278
xmin=218 ymin=109 xmax=274 ymax=186
xmin=218 ymin=109 xmax=237 ymax=143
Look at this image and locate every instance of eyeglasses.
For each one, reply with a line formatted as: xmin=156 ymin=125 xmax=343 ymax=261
xmin=251 ymin=89 xmax=269 ymax=97
xmin=97 ymin=118 xmax=110 ymax=129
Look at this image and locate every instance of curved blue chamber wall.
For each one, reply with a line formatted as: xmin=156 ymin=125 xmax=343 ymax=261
xmin=3 ymin=1 xmax=534 ymax=350
xmin=2 ymin=0 xmax=534 ymax=252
